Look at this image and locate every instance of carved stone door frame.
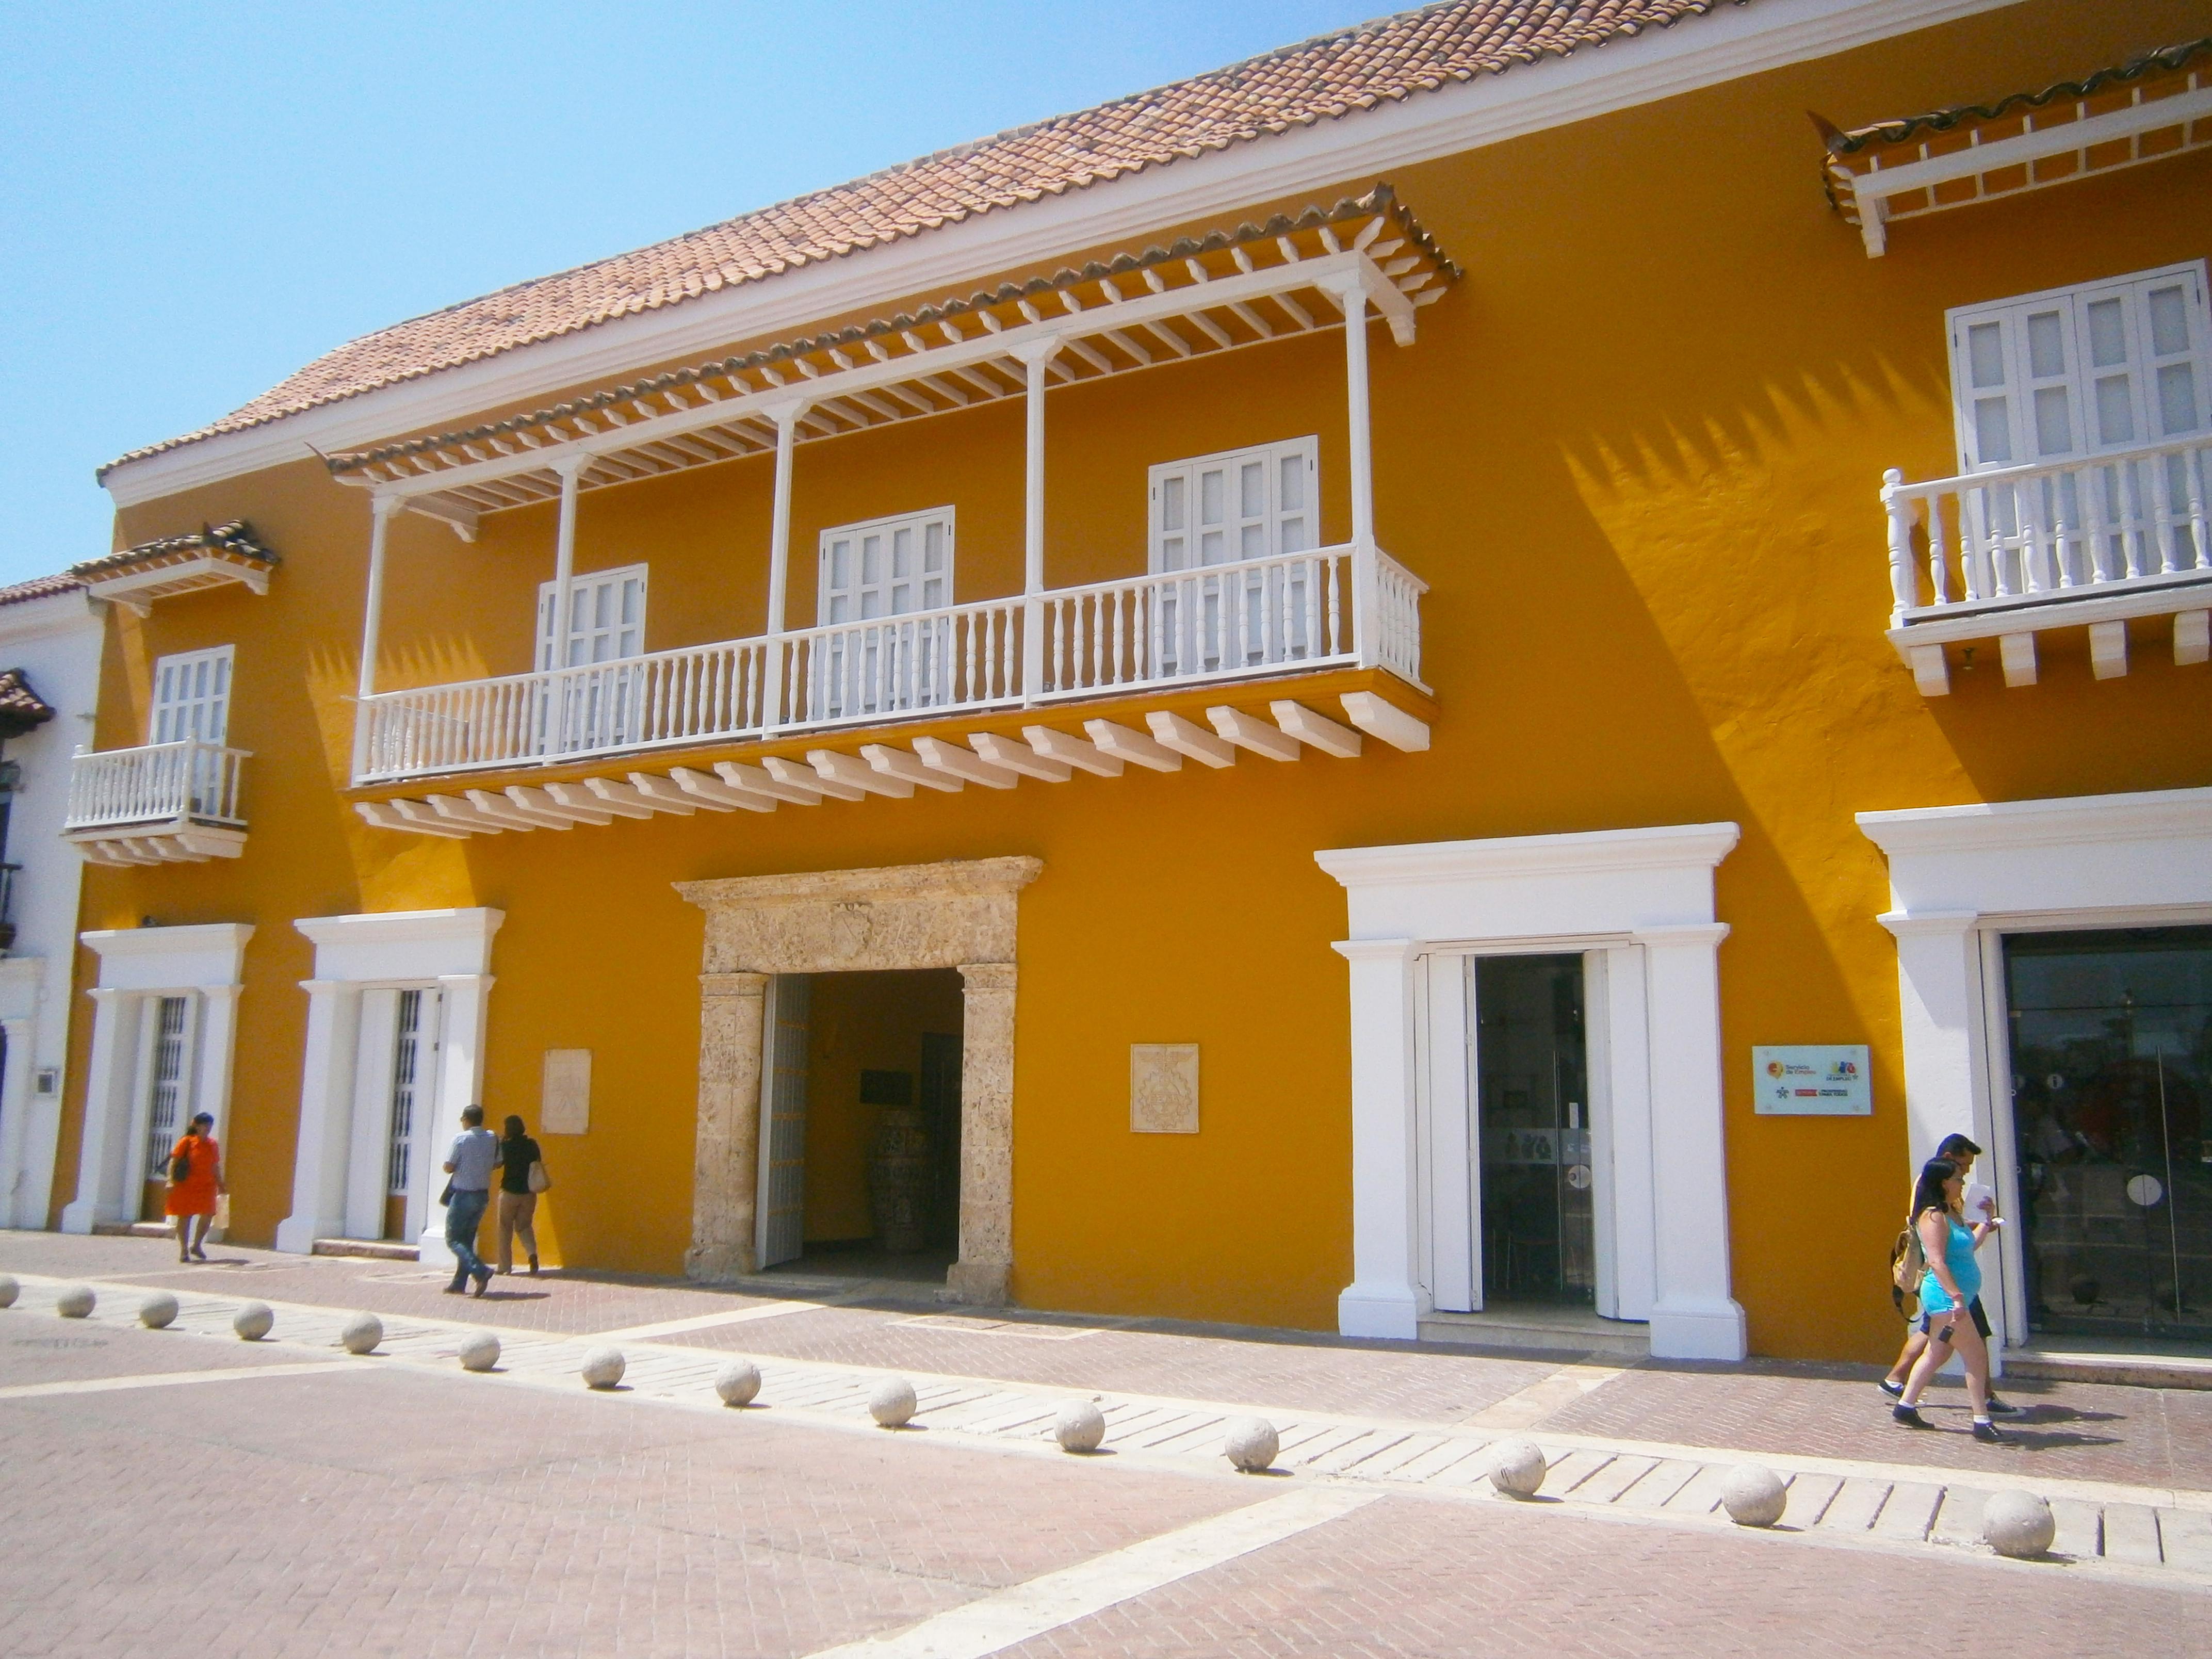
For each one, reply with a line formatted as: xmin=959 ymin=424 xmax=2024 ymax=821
xmin=675 ymin=857 xmax=1042 ymax=1304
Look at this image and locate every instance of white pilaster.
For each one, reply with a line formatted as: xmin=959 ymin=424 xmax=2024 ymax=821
xmin=1634 ymin=923 xmax=1748 ymax=1360
xmin=275 ymin=979 xmax=361 ymax=1253
xmin=1333 ymin=937 xmax=1425 ymax=1339
xmin=61 ymin=990 xmax=135 ymax=1233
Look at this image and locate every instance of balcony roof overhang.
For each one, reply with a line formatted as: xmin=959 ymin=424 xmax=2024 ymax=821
xmin=327 ymin=185 xmax=1458 ymax=541
xmin=1817 ymin=38 xmax=2212 ymax=258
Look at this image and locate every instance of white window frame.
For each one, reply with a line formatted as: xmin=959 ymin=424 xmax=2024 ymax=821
xmin=1946 ymin=262 xmax=2211 ymax=472
xmin=816 ymin=508 xmax=955 ymax=627
xmin=1148 ymin=437 xmax=1319 ymax=573
xmin=150 ymin=644 xmax=234 ymax=745
xmin=538 ymin=563 xmax=647 ymax=671
xmin=1859 ymin=787 xmax=2212 ymax=1366
xmin=1317 ymin=822 xmax=1746 ymax=1362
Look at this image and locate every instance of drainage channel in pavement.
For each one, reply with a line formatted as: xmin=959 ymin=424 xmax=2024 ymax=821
xmin=8 ymin=1272 xmax=2209 ymax=1587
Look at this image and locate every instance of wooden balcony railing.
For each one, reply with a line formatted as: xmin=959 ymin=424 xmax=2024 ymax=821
xmin=66 ymin=740 xmax=250 ymax=831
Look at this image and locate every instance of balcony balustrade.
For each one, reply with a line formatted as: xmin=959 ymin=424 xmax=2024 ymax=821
xmin=64 ymin=739 xmax=250 ymax=865
xmin=1882 ymin=434 xmax=2212 ymax=692
xmin=353 ymin=541 xmax=1424 ymax=787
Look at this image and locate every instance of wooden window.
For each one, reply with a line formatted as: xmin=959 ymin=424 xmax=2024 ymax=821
xmin=817 ymin=510 xmax=954 ymax=626
xmin=1148 ymin=437 xmax=1318 ymax=574
xmin=537 ymin=564 xmax=647 ymax=670
xmin=150 ymin=646 xmax=233 ymax=745
xmin=1948 ymin=264 xmax=2210 ymax=471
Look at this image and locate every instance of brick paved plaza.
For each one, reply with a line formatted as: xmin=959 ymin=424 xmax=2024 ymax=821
xmin=3 ymin=1232 xmax=2205 ymax=1657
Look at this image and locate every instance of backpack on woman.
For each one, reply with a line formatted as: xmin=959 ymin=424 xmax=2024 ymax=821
xmin=1889 ymin=1218 xmax=1926 ymax=1322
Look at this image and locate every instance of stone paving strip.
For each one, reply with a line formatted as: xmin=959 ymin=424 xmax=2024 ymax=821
xmin=11 ymin=1272 xmax=2211 ymax=1589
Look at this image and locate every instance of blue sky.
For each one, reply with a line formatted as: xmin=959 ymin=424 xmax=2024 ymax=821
xmin=0 ymin=2 xmax=1387 ymax=587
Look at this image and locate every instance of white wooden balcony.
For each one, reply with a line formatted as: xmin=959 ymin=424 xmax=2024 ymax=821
xmin=65 ymin=740 xmax=250 ymax=864
xmin=1882 ymin=434 xmax=2212 ymax=692
xmin=353 ymin=541 xmax=1424 ymax=786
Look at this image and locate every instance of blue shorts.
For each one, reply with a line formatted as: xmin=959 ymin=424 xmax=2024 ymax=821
xmin=1919 ymin=1296 xmax=1991 ymax=1340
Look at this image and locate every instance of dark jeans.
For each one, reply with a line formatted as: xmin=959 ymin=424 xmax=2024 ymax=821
xmin=446 ymin=1188 xmax=491 ymax=1284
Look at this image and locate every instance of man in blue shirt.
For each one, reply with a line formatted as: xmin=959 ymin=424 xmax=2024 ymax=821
xmin=442 ymin=1104 xmax=499 ymax=1295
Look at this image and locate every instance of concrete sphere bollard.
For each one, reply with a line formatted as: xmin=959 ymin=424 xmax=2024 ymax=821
xmin=0 ymin=1273 xmax=19 ymax=1308
xmin=1055 ymin=1400 xmax=1107 ymax=1454
xmin=714 ymin=1359 xmax=762 ymax=1407
xmin=55 ymin=1284 xmax=96 ymax=1319
xmin=869 ymin=1376 xmax=918 ymax=1428
xmin=457 ymin=1331 xmax=501 ymax=1372
xmin=339 ymin=1312 xmax=383 ymax=1355
xmin=1488 ymin=1440 xmax=1548 ymax=1499
xmin=138 ymin=1292 xmax=180 ymax=1329
xmin=1982 ymin=1490 xmax=2057 ymax=1559
xmin=1223 ymin=1417 xmax=1279 ymax=1473
xmin=580 ymin=1345 xmax=626 ymax=1389
xmin=233 ymin=1302 xmax=274 ymax=1341
xmin=1722 ymin=1465 xmax=1789 ymax=1528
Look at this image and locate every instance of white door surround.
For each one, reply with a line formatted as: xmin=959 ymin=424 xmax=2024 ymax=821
xmin=1316 ymin=822 xmax=1746 ymax=1361
xmin=275 ymin=908 xmax=501 ymax=1266
xmin=1857 ymin=786 xmax=2212 ymax=1354
xmin=0 ymin=958 xmax=47 ymax=1229
xmin=61 ymin=923 xmax=253 ymax=1234
xmin=676 ymin=857 xmax=1041 ymax=1304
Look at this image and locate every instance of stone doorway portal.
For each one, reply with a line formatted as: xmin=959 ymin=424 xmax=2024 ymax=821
xmin=675 ymin=857 xmax=1040 ymax=1304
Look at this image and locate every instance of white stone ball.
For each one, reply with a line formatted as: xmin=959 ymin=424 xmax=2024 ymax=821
xmin=1722 ymin=1465 xmax=1789 ymax=1527
xmin=233 ymin=1302 xmax=274 ymax=1341
xmin=457 ymin=1331 xmax=501 ymax=1372
xmin=55 ymin=1284 xmax=96 ymax=1319
xmin=1982 ymin=1489 xmax=2057 ymax=1558
xmin=138 ymin=1292 xmax=180 ymax=1329
xmin=340 ymin=1312 xmax=383 ymax=1355
xmin=869 ymin=1376 xmax=918 ymax=1428
xmin=0 ymin=1273 xmax=19 ymax=1308
xmin=1223 ymin=1416 xmax=1279 ymax=1473
xmin=714 ymin=1359 xmax=762 ymax=1407
xmin=580 ymin=1345 xmax=626 ymax=1389
xmin=1488 ymin=1440 xmax=1548 ymax=1498
xmin=1055 ymin=1400 xmax=1107 ymax=1454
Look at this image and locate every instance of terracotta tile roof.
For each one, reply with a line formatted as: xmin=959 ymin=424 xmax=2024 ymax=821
xmin=69 ymin=521 xmax=277 ymax=581
xmin=1818 ymin=36 xmax=2211 ymax=154
xmin=0 ymin=573 xmax=85 ymax=610
xmin=102 ymin=0 xmax=1740 ymax=481
xmin=0 ymin=668 xmax=57 ymax=737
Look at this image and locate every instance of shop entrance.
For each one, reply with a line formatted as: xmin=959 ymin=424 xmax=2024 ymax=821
xmin=2005 ymin=925 xmax=2210 ymax=1345
xmin=1471 ymin=954 xmax=1595 ymax=1308
xmin=756 ymin=968 xmax=965 ymax=1282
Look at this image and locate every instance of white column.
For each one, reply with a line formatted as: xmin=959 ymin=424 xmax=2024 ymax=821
xmin=274 ymin=979 xmax=362 ymax=1253
xmin=1341 ymin=283 xmax=1375 ymax=549
xmin=1634 ymin=923 xmax=1747 ymax=1360
xmin=1334 ymin=937 xmax=1425 ymax=1339
xmin=0 ymin=1013 xmax=34 ymax=1229
xmin=357 ymin=494 xmax=400 ymax=700
xmin=1015 ymin=341 xmax=1059 ymax=703
xmin=61 ymin=988 xmax=136 ymax=1232
xmin=760 ymin=401 xmax=807 ymax=734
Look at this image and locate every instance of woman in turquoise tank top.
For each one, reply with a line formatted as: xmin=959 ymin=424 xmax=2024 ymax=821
xmin=1894 ymin=1157 xmax=2005 ymax=1442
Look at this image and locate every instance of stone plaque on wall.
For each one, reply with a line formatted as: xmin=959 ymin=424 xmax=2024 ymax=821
xmin=542 ymin=1048 xmax=592 ymax=1134
xmin=1130 ymin=1044 xmax=1199 ymax=1134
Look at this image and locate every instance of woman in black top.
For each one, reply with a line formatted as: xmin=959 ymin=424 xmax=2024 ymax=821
xmin=494 ymin=1115 xmax=545 ymax=1275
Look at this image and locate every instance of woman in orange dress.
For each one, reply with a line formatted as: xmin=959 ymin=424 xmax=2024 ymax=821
xmin=165 ymin=1112 xmax=224 ymax=1262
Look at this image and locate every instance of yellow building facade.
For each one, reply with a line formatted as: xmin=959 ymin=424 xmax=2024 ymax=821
xmin=50 ymin=0 xmax=2212 ymax=1366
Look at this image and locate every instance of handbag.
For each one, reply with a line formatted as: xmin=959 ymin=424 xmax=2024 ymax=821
xmin=438 ymin=1179 xmax=454 ymax=1208
xmin=527 ymin=1160 xmax=551 ymax=1194
xmin=169 ymin=1144 xmax=191 ymax=1184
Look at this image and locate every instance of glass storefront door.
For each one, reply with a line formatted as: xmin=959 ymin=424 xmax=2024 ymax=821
xmin=2005 ymin=926 xmax=2211 ymax=1343
xmin=1473 ymin=954 xmax=1594 ymax=1307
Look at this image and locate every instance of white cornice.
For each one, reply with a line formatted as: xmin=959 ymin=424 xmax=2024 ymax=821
xmin=81 ymin=922 xmax=254 ymax=961
xmin=1318 ymin=821 xmax=1743 ymax=888
xmin=101 ymin=0 xmax=2013 ymax=509
xmin=0 ymin=588 xmax=100 ymax=644
xmin=1856 ymin=787 xmax=2212 ymax=856
xmin=296 ymin=907 xmax=505 ymax=983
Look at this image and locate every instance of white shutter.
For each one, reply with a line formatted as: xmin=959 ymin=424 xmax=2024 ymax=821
xmin=538 ymin=564 xmax=648 ymax=670
xmin=150 ymin=646 xmax=233 ymax=745
xmin=817 ymin=510 xmax=954 ymax=624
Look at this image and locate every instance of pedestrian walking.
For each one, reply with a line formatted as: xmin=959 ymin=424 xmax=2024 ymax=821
xmin=165 ymin=1111 xmax=224 ymax=1263
xmin=1893 ymin=1156 xmax=2006 ymax=1441
xmin=441 ymin=1104 xmax=497 ymax=1296
xmin=495 ymin=1114 xmax=547 ymax=1276
xmin=1882 ymin=1133 xmax=2018 ymax=1414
